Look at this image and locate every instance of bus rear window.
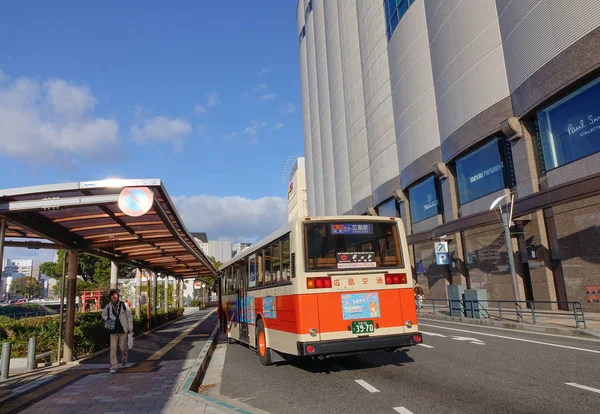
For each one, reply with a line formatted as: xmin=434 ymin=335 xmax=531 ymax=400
xmin=304 ymin=222 xmax=403 ymax=271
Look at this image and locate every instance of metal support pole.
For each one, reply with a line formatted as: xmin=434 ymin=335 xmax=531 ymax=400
xmin=63 ymin=249 xmax=78 ymax=362
xmin=152 ymin=272 xmax=158 ymax=326
xmin=110 ymin=261 xmax=118 ymax=290
xmin=0 ymin=218 xmax=6 ymax=300
xmin=179 ymin=279 xmax=184 ymax=310
xmin=145 ymin=271 xmax=152 ymax=330
xmin=1 ymin=342 xmax=11 ymax=379
xmin=135 ymin=268 xmax=142 ymax=318
xmin=501 ymin=209 xmax=523 ymax=322
xmin=57 ymin=252 xmax=67 ymax=364
xmin=164 ymin=276 xmax=169 ymax=312
xmin=27 ymin=337 xmax=37 ymax=371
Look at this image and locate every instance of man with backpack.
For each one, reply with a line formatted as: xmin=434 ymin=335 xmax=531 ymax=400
xmin=102 ymin=290 xmax=134 ymax=373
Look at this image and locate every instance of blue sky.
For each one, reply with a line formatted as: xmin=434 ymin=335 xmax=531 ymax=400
xmin=0 ymin=1 xmax=303 ymax=261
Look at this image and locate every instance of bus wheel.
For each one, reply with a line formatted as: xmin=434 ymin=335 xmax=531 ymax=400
xmin=256 ymin=320 xmax=272 ymax=366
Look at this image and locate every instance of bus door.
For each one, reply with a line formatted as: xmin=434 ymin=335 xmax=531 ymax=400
xmin=238 ymin=266 xmax=250 ymax=344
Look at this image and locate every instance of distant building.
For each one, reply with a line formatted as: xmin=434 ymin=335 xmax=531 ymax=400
xmin=287 ymin=157 xmax=308 ymax=222
xmin=1 ymin=259 xmax=34 ymax=296
xmin=232 ymin=242 xmax=252 ymax=258
xmin=192 ymin=236 xmax=232 ymax=264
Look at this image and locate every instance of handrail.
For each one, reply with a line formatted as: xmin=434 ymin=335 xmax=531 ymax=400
xmin=423 ymin=298 xmax=587 ymax=329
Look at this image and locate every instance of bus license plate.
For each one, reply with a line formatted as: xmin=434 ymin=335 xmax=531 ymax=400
xmin=351 ymin=320 xmax=374 ymax=334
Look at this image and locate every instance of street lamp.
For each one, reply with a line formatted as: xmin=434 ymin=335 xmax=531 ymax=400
xmin=201 ymin=283 xmax=206 ymax=309
xmin=490 ymin=193 xmax=523 ymax=322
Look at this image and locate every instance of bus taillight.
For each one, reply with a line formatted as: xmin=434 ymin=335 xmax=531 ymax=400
xmin=385 ymin=273 xmax=407 ymax=285
xmin=307 ymin=277 xmax=332 ymax=289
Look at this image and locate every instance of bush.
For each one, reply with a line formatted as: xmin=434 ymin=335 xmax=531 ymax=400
xmin=0 ymin=306 xmax=185 ymax=359
xmin=190 ymin=299 xmax=201 ymax=308
xmin=0 ymin=304 xmax=56 ymax=316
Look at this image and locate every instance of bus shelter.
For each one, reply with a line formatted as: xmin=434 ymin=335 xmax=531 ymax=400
xmin=0 ymin=178 xmax=216 ymax=362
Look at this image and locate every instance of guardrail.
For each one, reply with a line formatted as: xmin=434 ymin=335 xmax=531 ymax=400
xmin=424 ymin=298 xmax=587 ymax=329
xmin=2 ymin=311 xmax=53 ymax=319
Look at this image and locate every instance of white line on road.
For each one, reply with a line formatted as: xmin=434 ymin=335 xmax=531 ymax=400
xmin=421 ymin=331 xmax=447 ymax=337
xmin=393 ymin=407 xmax=414 ymax=414
xmin=417 ymin=343 xmax=434 ymax=349
xmin=565 ymin=382 xmax=600 ymax=394
xmin=420 ymin=323 xmax=600 ymax=354
xmin=355 ymin=379 xmax=380 ymax=393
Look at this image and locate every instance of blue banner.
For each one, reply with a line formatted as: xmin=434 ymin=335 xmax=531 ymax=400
xmin=262 ymin=297 xmax=277 ymax=319
xmin=341 ymin=292 xmax=380 ymax=320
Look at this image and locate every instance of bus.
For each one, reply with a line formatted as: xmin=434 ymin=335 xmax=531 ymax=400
xmin=217 ymin=216 xmax=422 ymax=365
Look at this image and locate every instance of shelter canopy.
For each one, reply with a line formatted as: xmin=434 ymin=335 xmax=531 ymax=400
xmin=0 ymin=179 xmax=216 ymax=279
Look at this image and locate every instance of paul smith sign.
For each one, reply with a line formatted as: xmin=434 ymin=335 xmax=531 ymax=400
xmin=567 ymin=114 xmax=600 ymax=137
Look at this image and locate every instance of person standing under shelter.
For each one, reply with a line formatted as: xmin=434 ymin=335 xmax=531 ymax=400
xmin=414 ymin=283 xmax=425 ymax=313
xmin=102 ymin=290 xmax=133 ymax=373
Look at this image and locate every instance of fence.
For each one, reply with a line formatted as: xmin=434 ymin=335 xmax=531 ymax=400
xmin=4 ymin=311 xmax=53 ymax=319
xmin=424 ymin=298 xmax=587 ymax=329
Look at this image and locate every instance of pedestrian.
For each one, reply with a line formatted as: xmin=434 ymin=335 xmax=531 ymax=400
xmin=102 ymin=289 xmax=133 ymax=374
xmin=414 ymin=283 xmax=425 ymax=312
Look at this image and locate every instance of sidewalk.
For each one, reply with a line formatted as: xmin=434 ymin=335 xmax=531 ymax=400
xmin=0 ymin=307 xmax=233 ymax=414
xmin=418 ymin=304 xmax=600 ymax=337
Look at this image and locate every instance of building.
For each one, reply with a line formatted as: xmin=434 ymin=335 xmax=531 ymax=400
xmin=1 ymin=259 xmax=34 ymax=296
xmin=193 ymin=236 xmax=232 ymax=264
xmin=232 ymin=242 xmax=252 ymax=257
xmin=297 ymin=0 xmax=600 ymax=311
xmin=287 ymin=157 xmax=309 ymax=222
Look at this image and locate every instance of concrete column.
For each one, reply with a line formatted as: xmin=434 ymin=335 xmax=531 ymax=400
xmin=152 ymin=272 xmax=158 ymax=327
xmin=0 ymin=218 xmax=6 ymax=298
xmin=110 ymin=261 xmax=118 ymax=290
xmin=145 ymin=271 xmax=151 ymax=330
xmin=135 ymin=268 xmax=142 ymax=318
xmin=63 ymin=249 xmax=78 ymax=362
xmin=179 ymin=279 xmax=184 ymax=309
xmin=175 ymin=279 xmax=180 ymax=309
xmin=164 ymin=276 xmax=169 ymax=312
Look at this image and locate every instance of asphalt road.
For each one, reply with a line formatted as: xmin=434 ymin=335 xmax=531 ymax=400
xmin=218 ymin=319 xmax=600 ymax=414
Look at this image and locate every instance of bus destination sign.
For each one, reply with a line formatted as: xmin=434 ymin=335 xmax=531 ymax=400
xmin=330 ymin=223 xmax=373 ymax=235
xmin=336 ymin=252 xmax=376 ymax=269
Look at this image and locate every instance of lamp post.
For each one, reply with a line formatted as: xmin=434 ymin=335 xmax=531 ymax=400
xmin=202 ymin=283 xmax=206 ymax=309
xmin=490 ymin=194 xmax=523 ymax=322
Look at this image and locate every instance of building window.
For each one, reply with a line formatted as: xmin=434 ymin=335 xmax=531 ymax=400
xmin=455 ymin=138 xmax=515 ymax=205
xmin=408 ymin=176 xmax=442 ymax=224
xmin=298 ymin=26 xmax=306 ymax=46
xmin=376 ymin=197 xmax=400 ymax=218
xmin=384 ymin=0 xmax=417 ymax=40
xmin=537 ymin=75 xmax=600 ymax=171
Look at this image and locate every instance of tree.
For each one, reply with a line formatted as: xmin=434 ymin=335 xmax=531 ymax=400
xmin=208 ymin=256 xmax=222 ymax=271
xmin=12 ymin=277 xmax=43 ymax=299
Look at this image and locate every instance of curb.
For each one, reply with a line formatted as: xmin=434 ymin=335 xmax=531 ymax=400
xmin=419 ymin=313 xmax=600 ymax=339
xmin=178 ymin=323 xmax=257 ymax=413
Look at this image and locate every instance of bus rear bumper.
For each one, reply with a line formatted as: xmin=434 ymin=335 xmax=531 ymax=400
xmin=297 ymin=332 xmax=422 ymax=357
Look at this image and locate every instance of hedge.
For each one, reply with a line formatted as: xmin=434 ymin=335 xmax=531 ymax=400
xmin=0 ymin=304 xmax=57 ymax=317
xmin=0 ymin=307 xmax=185 ymax=359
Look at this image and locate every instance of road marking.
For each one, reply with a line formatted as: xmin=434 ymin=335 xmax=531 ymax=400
xmin=417 ymin=343 xmax=434 ymax=349
xmin=451 ymin=336 xmax=486 ymax=346
xmin=355 ymin=379 xmax=380 ymax=393
xmin=420 ymin=323 xmax=600 ymax=354
xmin=421 ymin=331 xmax=447 ymax=337
xmin=393 ymin=407 xmax=414 ymax=414
xmin=565 ymin=382 xmax=600 ymax=394
xmin=147 ymin=309 xmax=215 ymax=361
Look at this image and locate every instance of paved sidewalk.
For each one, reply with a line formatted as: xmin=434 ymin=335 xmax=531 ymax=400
xmin=0 ymin=307 xmax=230 ymax=414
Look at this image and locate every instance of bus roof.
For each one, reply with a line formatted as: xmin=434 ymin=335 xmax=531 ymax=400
xmin=220 ymin=216 xmax=399 ymax=270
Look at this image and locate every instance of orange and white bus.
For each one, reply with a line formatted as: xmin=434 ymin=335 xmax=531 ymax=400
xmin=217 ymin=216 xmax=422 ymax=365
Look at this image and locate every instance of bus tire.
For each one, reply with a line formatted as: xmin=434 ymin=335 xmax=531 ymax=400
xmin=256 ymin=319 xmax=272 ymax=366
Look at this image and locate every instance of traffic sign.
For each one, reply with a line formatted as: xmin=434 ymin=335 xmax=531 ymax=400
xmin=434 ymin=241 xmax=448 ymax=254
xmin=436 ymin=252 xmax=450 ymax=265
xmin=118 ymin=187 xmax=154 ymax=217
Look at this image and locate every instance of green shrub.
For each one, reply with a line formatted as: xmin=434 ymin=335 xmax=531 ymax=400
xmin=0 ymin=304 xmax=56 ymax=316
xmin=190 ymin=299 xmax=201 ymax=307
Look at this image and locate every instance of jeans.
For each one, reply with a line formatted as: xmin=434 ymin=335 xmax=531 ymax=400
xmin=110 ymin=333 xmax=128 ymax=368
xmin=415 ymin=295 xmax=423 ymax=311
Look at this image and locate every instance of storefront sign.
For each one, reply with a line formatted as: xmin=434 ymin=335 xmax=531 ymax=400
xmin=456 ymin=139 xmax=509 ymax=205
xmin=408 ymin=176 xmax=440 ymax=223
xmin=537 ymin=76 xmax=600 ymax=170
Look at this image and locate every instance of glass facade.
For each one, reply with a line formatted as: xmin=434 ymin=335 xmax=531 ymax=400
xmin=408 ymin=176 xmax=441 ymax=224
xmin=377 ymin=197 xmax=400 ymax=218
xmin=384 ymin=0 xmax=418 ymax=40
xmin=455 ymin=138 xmax=515 ymax=204
xmin=413 ymin=240 xmax=458 ymax=299
xmin=537 ymin=76 xmax=600 ymax=171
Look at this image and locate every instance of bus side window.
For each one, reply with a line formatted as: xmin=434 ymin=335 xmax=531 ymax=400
xmin=257 ymin=251 xmax=264 ymax=286
xmin=272 ymin=240 xmax=281 ymax=282
xmin=264 ymin=246 xmax=272 ymax=285
xmin=281 ymin=235 xmax=291 ymax=281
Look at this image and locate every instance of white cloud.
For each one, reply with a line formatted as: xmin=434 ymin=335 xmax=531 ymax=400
xmin=131 ymin=116 xmax=192 ymax=150
xmin=0 ymin=69 xmax=9 ymax=84
xmin=173 ymin=194 xmax=287 ymax=243
xmin=194 ymin=92 xmax=220 ymax=115
xmin=272 ymin=122 xmax=284 ymax=131
xmin=0 ymin=71 xmax=119 ymax=161
xmin=253 ymin=83 xmax=268 ymax=93
xmin=258 ymin=66 xmax=272 ymax=76
xmin=279 ymin=102 xmax=296 ymax=114
xmin=260 ymin=93 xmax=276 ymax=101
xmin=242 ymin=120 xmax=268 ymax=144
